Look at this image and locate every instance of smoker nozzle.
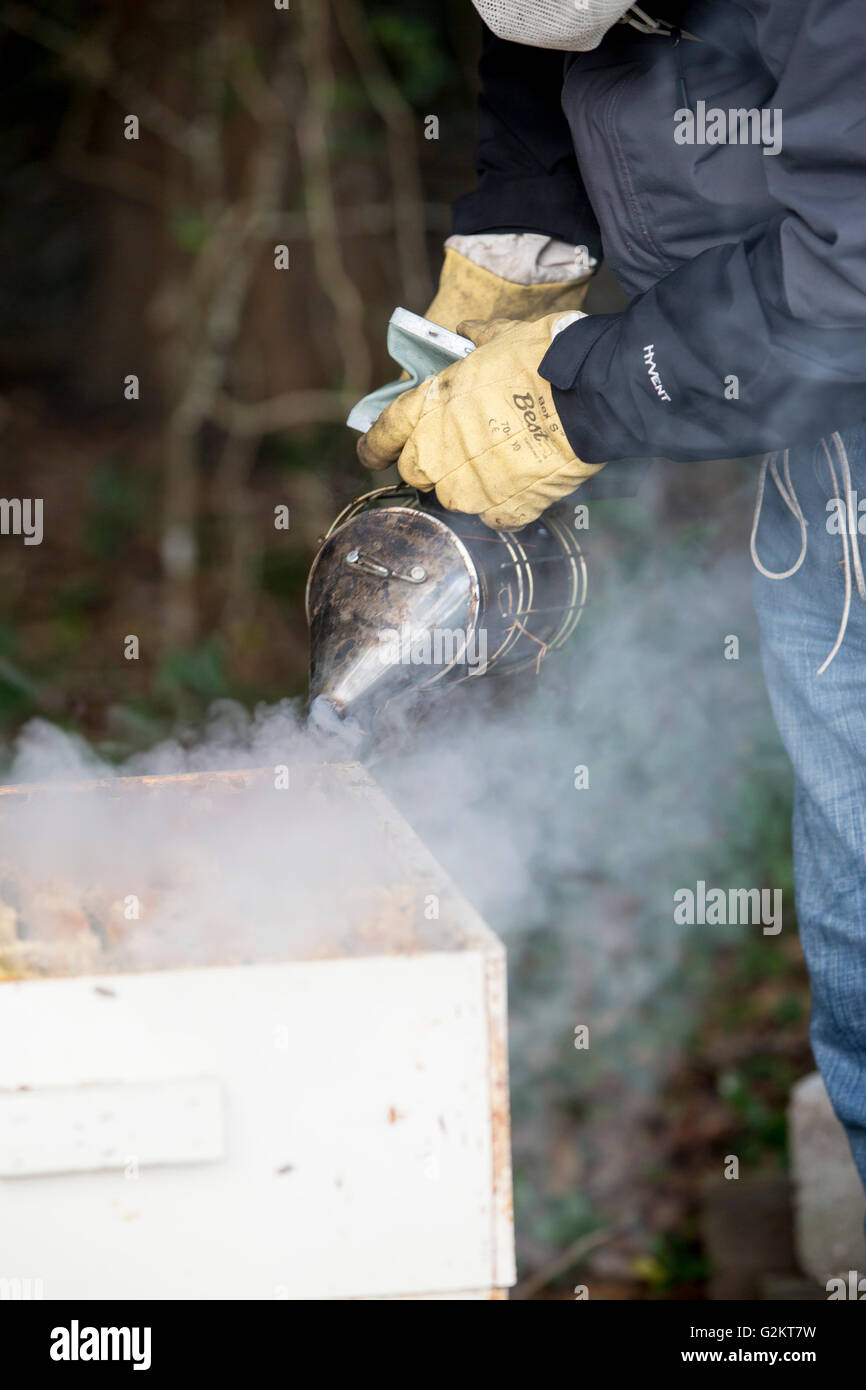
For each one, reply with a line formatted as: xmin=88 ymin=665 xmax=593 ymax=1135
xmin=308 ymin=694 xmax=368 ymax=757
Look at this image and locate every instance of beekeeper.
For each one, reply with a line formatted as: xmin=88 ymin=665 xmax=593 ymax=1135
xmin=358 ymin=3 xmax=866 ymax=1198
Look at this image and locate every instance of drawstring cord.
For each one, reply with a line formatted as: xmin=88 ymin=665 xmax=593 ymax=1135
xmin=749 ymin=450 xmax=807 ymax=580
xmin=623 ymin=7 xmax=701 ymax=41
xmin=750 ymin=433 xmax=866 ymax=675
xmin=826 ymin=431 xmax=866 ymax=602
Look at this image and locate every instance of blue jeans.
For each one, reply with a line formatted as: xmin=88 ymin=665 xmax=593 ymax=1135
xmin=752 ymin=425 xmax=866 ymax=1192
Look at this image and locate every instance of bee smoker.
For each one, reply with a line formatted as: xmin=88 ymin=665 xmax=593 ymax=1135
xmin=306 ymin=308 xmax=591 ymax=736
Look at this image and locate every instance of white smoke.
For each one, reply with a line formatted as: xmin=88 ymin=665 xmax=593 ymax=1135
xmin=0 ymin=467 xmax=794 ymax=1279
xmin=0 ymin=700 xmax=417 ymax=973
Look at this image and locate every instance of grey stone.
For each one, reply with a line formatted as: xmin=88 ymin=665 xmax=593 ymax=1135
xmin=789 ymin=1071 xmax=866 ymax=1286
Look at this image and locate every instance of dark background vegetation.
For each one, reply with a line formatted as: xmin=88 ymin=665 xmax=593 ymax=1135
xmin=0 ymin=0 xmax=810 ymax=1297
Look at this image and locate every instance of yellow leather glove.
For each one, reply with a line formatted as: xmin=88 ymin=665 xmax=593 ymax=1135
xmin=424 ymin=247 xmax=592 ymax=334
xmin=357 ymin=315 xmax=606 ymax=530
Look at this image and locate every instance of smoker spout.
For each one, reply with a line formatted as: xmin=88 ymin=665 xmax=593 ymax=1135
xmin=308 ymin=694 xmax=367 ymax=757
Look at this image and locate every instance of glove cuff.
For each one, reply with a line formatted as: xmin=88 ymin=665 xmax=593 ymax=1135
xmin=424 ymin=247 xmax=593 ymax=335
xmin=445 ymin=232 xmax=595 ymax=286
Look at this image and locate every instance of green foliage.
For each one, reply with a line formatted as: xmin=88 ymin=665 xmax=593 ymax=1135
xmin=85 ymin=461 xmax=150 ymax=561
xmin=635 ymin=1227 xmax=709 ymax=1292
xmin=0 ymin=655 xmax=35 ymax=729
xmin=168 ymin=211 xmax=211 ymax=255
xmin=716 ymin=1064 xmax=790 ymax=1159
xmin=96 ymin=702 xmax=171 ymax=761
xmin=260 ymin=423 xmax=346 ymax=473
xmin=52 ymin=575 xmax=105 ymax=620
xmin=258 ymin=549 xmax=309 ymax=601
xmin=330 ymin=76 xmax=371 ymax=115
xmin=668 ymin=519 xmax=716 ymax=564
xmin=368 ymin=12 xmax=451 ymax=104
xmin=155 ymin=639 xmax=230 ymax=705
xmin=725 ymin=763 xmax=795 ymax=908
xmin=775 ymin=993 xmax=805 ymax=1025
xmin=513 ymin=1167 xmax=599 ymax=1257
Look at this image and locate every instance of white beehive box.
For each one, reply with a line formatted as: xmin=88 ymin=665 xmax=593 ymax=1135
xmin=0 ymin=765 xmax=515 ymax=1300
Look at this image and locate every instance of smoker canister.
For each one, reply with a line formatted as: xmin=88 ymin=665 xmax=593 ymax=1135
xmin=306 ymin=484 xmax=587 ymax=724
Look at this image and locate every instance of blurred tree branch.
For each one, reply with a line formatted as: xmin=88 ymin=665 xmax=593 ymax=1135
xmin=212 ymin=388 xmax=355 ymax=437
xmin=333 ymin=0 xmax=431 ymax=311
xmin=1 ymin=0 xmax=439 ymax=660
xmin=297 ymin=0 xmax=371 ymax=395
xmin=161 ymin=35 xmax=295 ymax=647
xmin=264 ymin=202 xmax=451 ymax=240
xmin=2 ymin=3 xmax=202 ymax=162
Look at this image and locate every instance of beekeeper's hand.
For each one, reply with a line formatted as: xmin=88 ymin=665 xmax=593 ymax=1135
xmin=357 ymin=314 xmax=606 ymax=530
xmin=424 ymin=238 xmax=594 ymax=333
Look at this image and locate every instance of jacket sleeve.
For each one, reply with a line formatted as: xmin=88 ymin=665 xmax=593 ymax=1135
xmin=452 ymin=26 xmax=603 ymax=259
xmin=540 ymin=0 xmax=866 ymax=463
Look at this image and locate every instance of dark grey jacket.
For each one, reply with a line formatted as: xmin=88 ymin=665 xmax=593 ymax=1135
xmin=453 ymin=1 xmax=866 ymax=465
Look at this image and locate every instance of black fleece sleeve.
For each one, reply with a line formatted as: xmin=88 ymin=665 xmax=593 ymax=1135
xmin=452 ymin=26 xmax=603 ymax=259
